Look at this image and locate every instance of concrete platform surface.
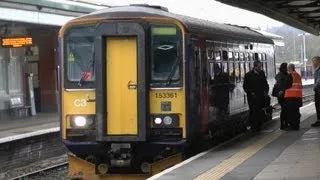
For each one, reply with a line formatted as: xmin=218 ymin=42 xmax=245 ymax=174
xmin=0 ymin=113 xmax=58 ymax=140
xmin=150 ymin=103 xmax=320 ymax=180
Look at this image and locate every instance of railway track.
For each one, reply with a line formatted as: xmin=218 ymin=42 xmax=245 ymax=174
xmin=11 ymin=162 xmax=68 ymax=180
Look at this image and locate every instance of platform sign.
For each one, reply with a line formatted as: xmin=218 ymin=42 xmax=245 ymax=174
xmin=1 ymin=37 xmax=33 ymax=48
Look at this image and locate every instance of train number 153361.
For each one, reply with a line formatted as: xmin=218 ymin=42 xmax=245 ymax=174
xmin=155 ymin=92 xmax=178 ymax=98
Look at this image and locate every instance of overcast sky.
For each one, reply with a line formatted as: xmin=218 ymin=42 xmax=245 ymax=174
xmin=91 ymin=0 xmax=283 ymax=29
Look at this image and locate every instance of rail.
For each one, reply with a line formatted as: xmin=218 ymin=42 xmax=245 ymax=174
xmin=11 ymin=162 xmax=68 ymax=180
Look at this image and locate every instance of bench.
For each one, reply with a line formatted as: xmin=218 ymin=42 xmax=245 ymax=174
xmin=9 ymin=97 xmax=31 ymax=117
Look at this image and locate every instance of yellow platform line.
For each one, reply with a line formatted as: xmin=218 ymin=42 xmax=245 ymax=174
xmin=195 ymin=131 xmax=282 ymax=180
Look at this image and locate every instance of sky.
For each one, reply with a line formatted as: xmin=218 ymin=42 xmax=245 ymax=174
xmin=84 ymin=0 xmax=284 ymax=30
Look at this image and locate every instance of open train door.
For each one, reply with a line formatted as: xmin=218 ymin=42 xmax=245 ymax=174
xmin=95 ymin=22 xmax=147 ymax=142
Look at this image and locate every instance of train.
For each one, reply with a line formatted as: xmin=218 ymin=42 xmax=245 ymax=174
xmin=58 ymin=4 xmax=276 ymax=175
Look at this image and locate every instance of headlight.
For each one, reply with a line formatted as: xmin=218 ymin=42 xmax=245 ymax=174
xmin=70 ymin=115 xmax=95 ymax=128
xmin=74 ymin=116 xmax=87 ymax=127
xmin=163 ymin=116 xmax=172 ymax=125
xmin=154 ymin=117 xmax=162 ymax=124
xmin=151 ymin=114 xmax=179 ymax=128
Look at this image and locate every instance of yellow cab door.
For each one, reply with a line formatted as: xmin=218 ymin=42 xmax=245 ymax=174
xmin=106 ymin=37 xmax=138 ymax=135
xmin=95 ymin=22 xmax=146 ymax=141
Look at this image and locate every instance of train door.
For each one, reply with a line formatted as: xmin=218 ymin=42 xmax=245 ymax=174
xmin=95 ymin=22 xmax=146 ymax=141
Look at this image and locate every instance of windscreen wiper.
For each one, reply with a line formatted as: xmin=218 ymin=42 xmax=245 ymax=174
xmin=165 ymin=57 xmax=180 ymax=87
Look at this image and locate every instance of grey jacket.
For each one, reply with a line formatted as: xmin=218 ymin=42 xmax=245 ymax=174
xmin=314 ymin=68 xmax=320 ymax=92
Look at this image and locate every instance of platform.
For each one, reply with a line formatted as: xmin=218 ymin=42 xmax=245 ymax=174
xmin=149 ymin=102 xmax=320 ymax=180
xmin=0 ymin=113 xmax=58 ymax=142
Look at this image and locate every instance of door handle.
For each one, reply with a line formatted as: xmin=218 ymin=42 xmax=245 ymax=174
xmin=127 ymin=81 xmax=137 ymax=90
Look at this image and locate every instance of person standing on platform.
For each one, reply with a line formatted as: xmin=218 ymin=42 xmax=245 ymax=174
xmin=311 ymin=56 xmax=320 ymax=127
xmin=284 ymin=64 xmax=303 ymax=130
xmin=243 ymin=60 xmax=269 ymax=132
xmin=272 ymin=63 xmax=292 ymax=130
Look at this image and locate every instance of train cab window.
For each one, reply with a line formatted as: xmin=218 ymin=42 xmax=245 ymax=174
xmin=64 ymin=26 xmax=95 ymax=88
xmin=151 ymin=25 xmax=181 ymax=86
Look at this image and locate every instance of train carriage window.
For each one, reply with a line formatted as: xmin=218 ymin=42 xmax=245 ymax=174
xmin=234 ymin=52 xmax=239 ymax=60
xmin=245 ymin=53 xmax=249 ymax=61
xmin=151 ymin=25 xmax=182 ymax=86
xmin=245 ymin=62 xmax=250 ymax=73
xmin=240 ymin=62 xmax=245 ymax=81
xmin=263 ymin=62 xmax=268 ymax=77
xmin=222 ymin=62 xmax=228 ymax=73
xmin=229 ymin=62 xmax=235 ymax=82
xmin=258 ymin=53 xmax=262 ymax=61
xmin=254 ymin=53 xmax=259 ymax=61
xmin=235 ymin=62 xmax=240 ymax=83
xmin=222 ymin=51 xmax=228 ymax=60
xmin=215 ymin=51 xmax=221 ymax=60
xmin=249 ymin=53 xmax=254 ymax=61
xmin=206 ymin=48 xmax=214 ymax=60
xmin=228 ymin=52 xmax=233 ymax=60
xmin=239 ymin=52 xmax=244 ymax=61
xmin=261 ymin=53 xmax=265 ymax=61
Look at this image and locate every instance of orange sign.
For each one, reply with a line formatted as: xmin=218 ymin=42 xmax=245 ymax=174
xmin=1 ymin=37 xmax=33 ymax=48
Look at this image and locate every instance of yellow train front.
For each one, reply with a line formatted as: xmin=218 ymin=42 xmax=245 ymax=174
xmin=58 ymin=4 xmax=275 ymax=176
xmin=59 ymin=5 xmax=187 ymax=174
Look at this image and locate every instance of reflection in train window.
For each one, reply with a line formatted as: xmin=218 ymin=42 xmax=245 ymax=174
xmin=229 ymin=62 xmax=235 ymax=82
xmin=245 ymin=53 xmax=249 ymax=61
xmin=263 ymin=62 xmax=268 ymax=77
xmin=245 ymin=62 xmax=250 ymax=73
xmin=240 ymin=62 xmax=245 ymax=81
xmin=222 ymin=62 xmax=228 ymax=73
xmin=239 ymin=52 xmax=244 ymax=61
xmin=234 ymin=52 xmax=239 ymax=60
xmin=235 ymin=62 xmax=240 ymax=82
xmin=228 ymin=52 xmax=233 ymax=60
xmin=206 ymin=48 xmax=214 ymax=60
xmin=258 ymin=53 xmax=262 ymax=61
xmin=222 ymin=51 xmax=228 ymax=60
xmin=249 ymin=53 xmax=254 ymax=61
xmin=215 ymin=51 xmax=221 ymax=60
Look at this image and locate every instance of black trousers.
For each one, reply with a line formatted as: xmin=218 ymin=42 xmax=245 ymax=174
xmin=278 ymin=97 xmax=288 ymax=129
xmin=315 ymin=93 xmax=320 ymax=120
xmin=248 ymin=95 xmax=265 ymax=131
xmin=284 ymin=98 xmax=302 ymax=130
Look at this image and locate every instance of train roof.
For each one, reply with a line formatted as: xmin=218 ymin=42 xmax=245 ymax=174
xmin=75 ymin=5 xmax=274 ymax=44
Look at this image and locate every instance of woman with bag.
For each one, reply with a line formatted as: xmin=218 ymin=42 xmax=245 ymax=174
xmin=272 ymin=63 xmax=292 ymax=130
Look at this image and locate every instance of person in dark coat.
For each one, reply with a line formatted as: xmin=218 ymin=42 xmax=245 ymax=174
xmin=243 ymin=60 xmax=269 ymax=132
xmin=272 ymin=63 xmax=292 ymax=130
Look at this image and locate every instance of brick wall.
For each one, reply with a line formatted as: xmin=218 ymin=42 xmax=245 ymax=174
xmin=0 ymin=132 xmax=66 ymax=173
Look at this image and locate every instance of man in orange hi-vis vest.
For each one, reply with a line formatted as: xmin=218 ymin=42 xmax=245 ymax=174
xmin=284 ymin=64 xmax=303 ymax=130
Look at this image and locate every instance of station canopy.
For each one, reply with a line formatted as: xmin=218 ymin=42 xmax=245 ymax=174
xmin=216 ymin=0 xmax=320 ymax=35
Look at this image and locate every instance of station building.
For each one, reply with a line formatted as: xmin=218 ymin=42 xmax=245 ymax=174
xmin=0 ymin=0 xmax=107 ymax=119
